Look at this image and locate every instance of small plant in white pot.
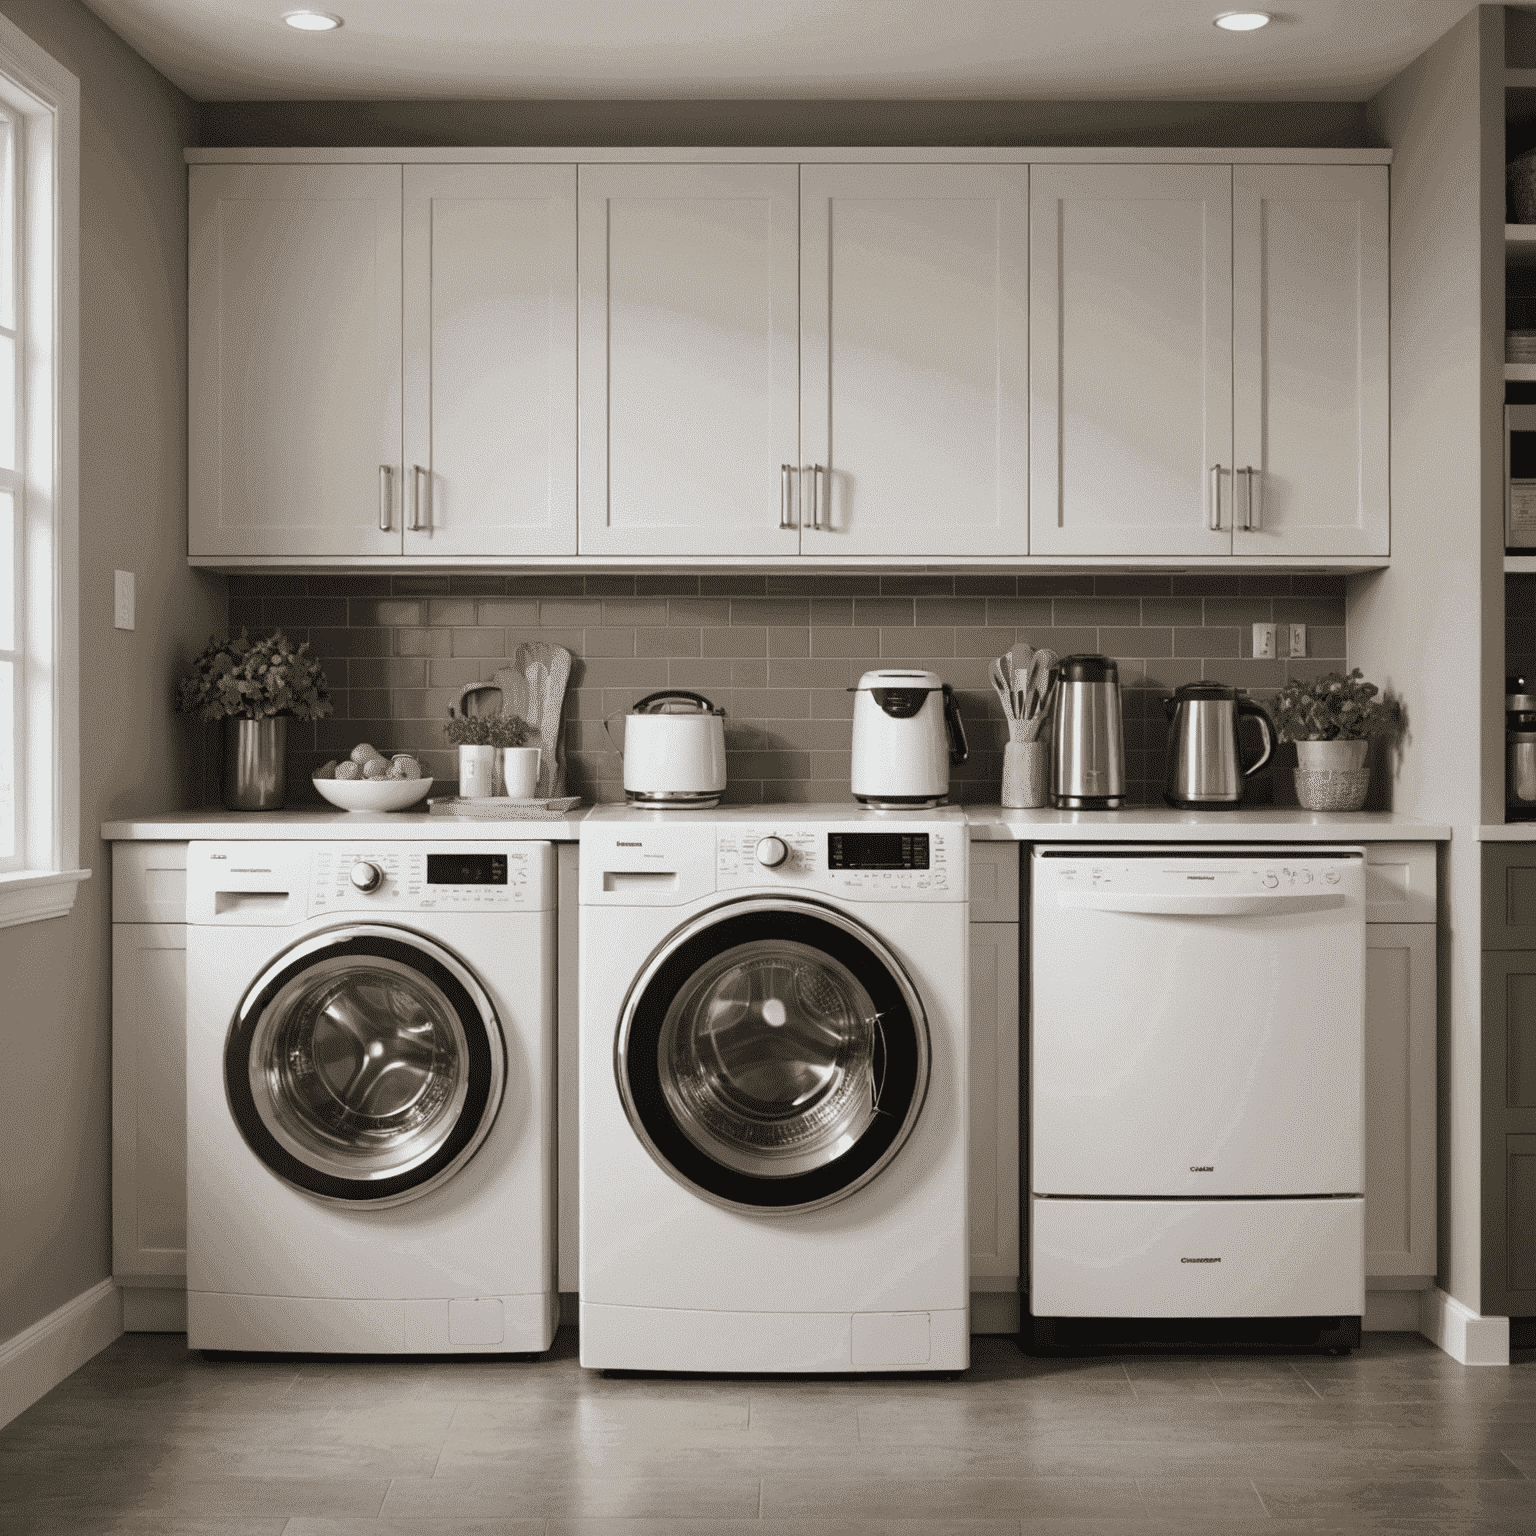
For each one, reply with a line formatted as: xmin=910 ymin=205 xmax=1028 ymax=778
xmin=444 ymin=709 xmax=531 ymax=797
xmin=1271 ymin=668 xmax=1401 ymax=811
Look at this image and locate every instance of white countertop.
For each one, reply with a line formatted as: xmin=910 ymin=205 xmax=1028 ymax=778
xmin=1480 ymin=823 xmax=1536 ymax=840
xmin=100 ymin=808 xmax=590 ymax=841
xmin=965 ymin=807 xmax=1450 ymax=842
xmin=101 ymin=804 xmax=1449 ymax=843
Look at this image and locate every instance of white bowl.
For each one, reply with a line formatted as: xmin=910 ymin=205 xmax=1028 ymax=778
xmin=312 ymin=776 xmax=435 ymax=812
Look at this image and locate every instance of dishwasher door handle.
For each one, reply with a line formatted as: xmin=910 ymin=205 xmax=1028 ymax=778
xmin=1057 ymin=891 xmax=1347 ymax=918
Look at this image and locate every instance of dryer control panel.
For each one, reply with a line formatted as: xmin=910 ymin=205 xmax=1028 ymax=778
xmin=716 ymin=824 xmax=959 ymax=899
xmin=311 ymin=845 xmax=539 ymax=914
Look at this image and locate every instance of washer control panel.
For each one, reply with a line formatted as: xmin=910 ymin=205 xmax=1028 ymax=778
xmin=311 ymin=844 xmax=535 ymax=915
xmin=716 ymin=825 xmax=957 ymax=899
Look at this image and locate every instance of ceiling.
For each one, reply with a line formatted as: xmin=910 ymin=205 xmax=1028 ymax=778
xmin=81 ymin=0 xmax=1482 ymax=105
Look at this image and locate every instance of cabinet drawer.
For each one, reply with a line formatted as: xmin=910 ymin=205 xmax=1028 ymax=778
xmin=1483 ymin=845 xmax=1536 ymax=949
xmin=1365 ymin=843 xmax=1436 ymax=925
xmin=113 ymin=843 xmax=188 ymax=924
xmin=969 ymin=842 xmax=1020 ymax=923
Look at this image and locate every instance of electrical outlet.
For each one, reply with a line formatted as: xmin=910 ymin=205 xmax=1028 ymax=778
xmin=1252 ymin=622 xmax=1276 ymax=659
xmin=1289 ymin=623 xmax=1307 ymax=658
xmin=114 ymin=570 xmax=135 ymax=631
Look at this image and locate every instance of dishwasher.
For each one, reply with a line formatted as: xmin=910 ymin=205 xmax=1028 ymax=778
xmin=1028 ymin=844 xmax=1366 ymax=1353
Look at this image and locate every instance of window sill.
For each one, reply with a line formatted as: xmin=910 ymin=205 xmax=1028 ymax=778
xmin=0 ymin=867 xmax=91 ymax=929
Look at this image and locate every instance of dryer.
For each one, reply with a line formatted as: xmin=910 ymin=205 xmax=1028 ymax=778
xmin=186 ymin=839 xmax=557 ymax=1354
xmin=578 ymin=805 xmax=969 ymax=1374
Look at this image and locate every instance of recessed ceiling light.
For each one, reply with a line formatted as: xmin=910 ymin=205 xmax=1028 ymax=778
xmin=283 ymin=10 xmax=343 ymax=30
xmin=1214 ymin=11 xmax=1272 ymax=29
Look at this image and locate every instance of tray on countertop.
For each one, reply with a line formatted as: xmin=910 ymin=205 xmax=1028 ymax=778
xmin=426 ymin=795 xmax=580 ymax=820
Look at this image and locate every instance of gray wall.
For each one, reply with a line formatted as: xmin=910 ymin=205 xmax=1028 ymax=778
xmin=195 ymin=97 xmax=1375 ymax=151
xmin=0 ymin=0 xmax=218 ymax=1342
xmin=1354 ymin=4 xmax=1505 ymax=1316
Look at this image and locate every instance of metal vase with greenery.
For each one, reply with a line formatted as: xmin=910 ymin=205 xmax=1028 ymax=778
xmin=1271 ymin=668 xmax=1401 ymax=811
xmin=178 ymin=630 xmax=333 ymax=811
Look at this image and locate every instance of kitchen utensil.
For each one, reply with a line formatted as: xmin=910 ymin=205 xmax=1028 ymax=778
xmin=605 ymin=690 xmax=727 ymax=808
xmin=850 ymin=668 xmax=968 ymax=808
xmin=991 ymin=653 xmax=1024 ymax=741
xmin=1022 ymin=648 xmax=1058 ymax=741
xmin=1050 ymin=655 xmax=1126 ymax=809
xmin=1162 ymin=681 xmax=1275 ymax=809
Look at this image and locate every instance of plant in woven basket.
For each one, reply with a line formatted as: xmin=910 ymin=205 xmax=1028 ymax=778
xmin=443 ymin=711 xmax=532 ymax=748
xmin=1270 ymin=669 xmax=1400 ymax=744
xmin=177 ymin=629 xmax=333 ymax=721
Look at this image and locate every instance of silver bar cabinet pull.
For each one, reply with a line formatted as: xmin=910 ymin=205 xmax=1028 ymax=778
xmin=378 ymin=464 xmax=393 ymax=531
xmin=410 ymin=465 xmax=428 ymax=531
xmin=1209 ymin=464 xmax=1222 ymax=531
xmin=780 ymin=463 xmax=794 ymax=529
xmin=1240 ymin=465 xmax=1255 ymax=530
xmin=806 ymin=463 xmax=823 ymax=530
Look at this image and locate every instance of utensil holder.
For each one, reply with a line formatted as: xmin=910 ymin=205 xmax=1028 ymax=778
xmin=1003 ymin=740 xmax=1049 ymax=809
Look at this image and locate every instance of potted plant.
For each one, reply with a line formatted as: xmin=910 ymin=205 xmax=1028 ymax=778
xmin=1270 ymin=668 xmax=1401 ymax=811
xmin=178 ymin=629 xmax=333 ymax=810
xmin=444 ymin=710 xmax=531 ymax=797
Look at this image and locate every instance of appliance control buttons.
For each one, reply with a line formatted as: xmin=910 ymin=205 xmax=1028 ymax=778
xmin=755 ymin=836 xmax=789 ymax=869
xmin=1300 ymin=870 xmax=1313 ymax=884
xmin=1323 ymin=869 xmax=1341 ymax=885
xmin=1262 ymin=873 xmax=1280 ymax=889
xmin=349 ymin=860 xmax=384 ymax=893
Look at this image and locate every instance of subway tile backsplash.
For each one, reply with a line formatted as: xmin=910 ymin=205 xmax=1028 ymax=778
xmin=226 ymin=572 xmax=1347 ymax=809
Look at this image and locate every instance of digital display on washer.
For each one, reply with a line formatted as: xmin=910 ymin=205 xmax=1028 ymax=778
xmin=426 ymin=853 xmax=508 ymax=886
xmin=827 ymin=832 xmax=930 ymax=870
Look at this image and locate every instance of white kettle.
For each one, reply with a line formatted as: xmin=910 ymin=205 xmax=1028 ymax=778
xmin=850 ymin=669 xmax=968 ymax=808
xmin=606 ymin=690 xmax=727 ymax=809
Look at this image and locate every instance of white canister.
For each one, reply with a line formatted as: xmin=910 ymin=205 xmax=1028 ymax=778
xmin=605 ymin=690 xmax=727 ymax=807
xmin=502 ymin=746 xmax=541 ymax=799
xmin=459 ymin=744 xmax=496 ymax=798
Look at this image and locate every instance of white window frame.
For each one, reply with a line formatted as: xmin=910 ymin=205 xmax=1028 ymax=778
xmin=0 ymin=16 xmax=81 ymax=930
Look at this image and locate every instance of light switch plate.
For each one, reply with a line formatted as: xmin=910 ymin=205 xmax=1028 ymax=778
xmin=114 ymin=570 xmax=135 ymax=631
xmin=1289 ymin=623 xmax=1307 ymax=657
xmin=1252 ymin=622 xmax=1276 ymax=659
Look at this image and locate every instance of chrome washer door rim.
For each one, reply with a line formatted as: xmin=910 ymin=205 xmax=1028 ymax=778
xmin=226 ymin=924 xmax=505 ymax=1207
xmin=615 ymin=898 xmax=930 ymax=1215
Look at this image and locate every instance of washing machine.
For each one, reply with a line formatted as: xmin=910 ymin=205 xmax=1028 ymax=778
xmin=185 ymin=838 xmax=557 ymax=1354
xmin=578 ymin=805 xmax=969 ymax=1373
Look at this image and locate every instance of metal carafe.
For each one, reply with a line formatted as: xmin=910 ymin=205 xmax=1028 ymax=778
xmin=1162 ymin=682 xmax=1275 ymax=809
xmin=1508 ymin=676 xmax=1536 ymax=820
xmin=1050 ymin=655 xmax=1126 ymax=809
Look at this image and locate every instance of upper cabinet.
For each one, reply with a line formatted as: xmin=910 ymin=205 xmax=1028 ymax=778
xmin=799 ymin=165 xmax=1029 ymax=557
xmin=187 ymin=152 xmax=1387 ymax=567
xmin=1231 ymin=166 xmax=1389 ymax=558
xmin=189 ymin=163 xmax=577 ymax=560
xmin=1029 ymin=162 xmax=1388 ymax=558
xmin=577 ymin=165 xmax=800 ymax=558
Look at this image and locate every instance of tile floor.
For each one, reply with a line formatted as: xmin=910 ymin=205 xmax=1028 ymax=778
xmin=1 ymin=1329 xmax=1534 ymax=1535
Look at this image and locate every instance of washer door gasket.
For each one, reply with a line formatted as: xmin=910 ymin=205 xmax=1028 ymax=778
xmin=226 ymin=925 xmax=505 ymax=1207
xmin=616 ymin=899 xmax=930 ymax=1214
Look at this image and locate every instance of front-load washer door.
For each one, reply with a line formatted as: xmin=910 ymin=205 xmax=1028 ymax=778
xmin=226 ymin=924 xmax=506 ymax=1206
xmin=617 ymin=898 xmax=929 ymax=1213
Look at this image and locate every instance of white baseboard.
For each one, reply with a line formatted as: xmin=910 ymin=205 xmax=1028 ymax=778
xmin=1419 ymin=1284 xmax=1510 ymax=1365
xmin=0 ymin=1279 xmax=121 ymax=1429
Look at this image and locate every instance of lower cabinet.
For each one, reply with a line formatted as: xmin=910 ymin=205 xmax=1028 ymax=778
xmin=1480 ymin=928 xmax=1536 ymax=1315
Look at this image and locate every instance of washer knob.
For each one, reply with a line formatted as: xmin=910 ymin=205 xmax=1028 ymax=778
xmin=349 ymin=860 xmax=384 ymax=893
xmin=755 ymin=836 xmax=789 ymax=869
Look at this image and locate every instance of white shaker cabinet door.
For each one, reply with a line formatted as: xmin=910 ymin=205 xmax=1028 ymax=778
xmin=968 ymin=920 xmax=1021 ymax=1285
xmin=1029 ymin=165 xmax=1233 ymax=556
xmin=578 ymin=164 xmax=800 ymax=556
xmin=112 ymin=923 xmax=187 ymax=1282
xmin=1364 ymin=923 xmax=1437 ymax=1278
xmin=1232 ymin=166 xmax=1389 ymax=558
xmin=800 ymin=165 xmax=1028 ymax=557
xmin=189 ymin=164 xmax=403 ymax=558
xmin=403 ymin=165 xmax=577 ymax=557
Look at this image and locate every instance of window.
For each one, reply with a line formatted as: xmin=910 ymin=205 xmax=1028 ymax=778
xmin=0 ymin=16 xmax=80 ymax=929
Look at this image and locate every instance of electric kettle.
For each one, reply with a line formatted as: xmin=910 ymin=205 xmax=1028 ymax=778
xmin=849 ymin=669 xmax=968 ymax=808
xmin=605 ymin=690 xmax=727 ymax=808
xmin=1162 ymin=681 xmax=1275 ymax=809
xmin=1051 ymin=655 xmax=1127 ymax=809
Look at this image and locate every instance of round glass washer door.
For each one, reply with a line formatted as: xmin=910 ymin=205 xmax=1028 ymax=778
xmin=616 ymin=899 xmax=929 ymax=1214
xmin=226 ymin=925 xmax=505 ymax=1206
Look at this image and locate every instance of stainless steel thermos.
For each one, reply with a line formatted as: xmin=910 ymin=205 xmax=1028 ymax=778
xmin=1509 ymin=675 xmax=1536 ymax=820
xmin=1050 ymin=655 xmax=1126 ymax=809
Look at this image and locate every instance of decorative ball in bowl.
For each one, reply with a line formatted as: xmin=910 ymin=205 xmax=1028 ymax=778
xmin=313 ymin=746 xmax=432 ymax=811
